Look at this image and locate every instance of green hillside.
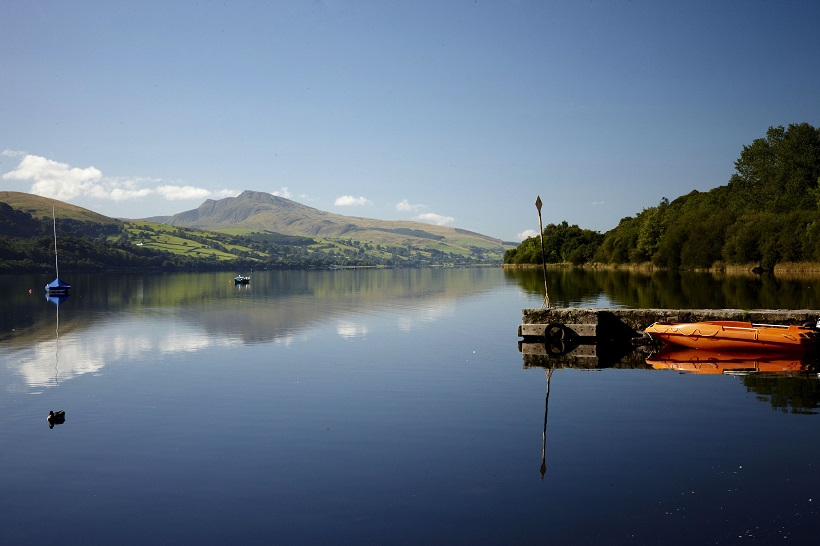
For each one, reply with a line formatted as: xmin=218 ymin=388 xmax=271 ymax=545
xmin=0 ymin=192 xmax=509 ymax=272
xmin=0 ymin=191 xmax=120 ymax=225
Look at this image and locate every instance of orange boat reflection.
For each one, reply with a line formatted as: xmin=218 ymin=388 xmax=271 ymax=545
xmin=646 ymin=346 xmax=815 ymax=375
xmin=644 ymin=321 xmax=817 ymax=353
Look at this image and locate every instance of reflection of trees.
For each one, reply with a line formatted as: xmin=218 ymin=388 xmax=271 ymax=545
xmin=742 ymin=373 xmax=820 ymax=414
xmin=505 ymin=267 xmax=820 ymax=310
xmin=504 ymin=267 xmax=616 ymax=307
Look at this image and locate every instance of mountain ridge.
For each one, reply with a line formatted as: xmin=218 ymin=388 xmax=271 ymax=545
xmin=155 ymin=190 xmax=505 ymax=249
xmin=0 ymin=190 xmax=509 ymax=264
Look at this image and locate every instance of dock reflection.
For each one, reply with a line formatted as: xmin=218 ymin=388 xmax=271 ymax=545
xmin=519 ymin=337 xmax=819 ymax=376
xmin=523 ymin=340 xmax=820 ymax=478
xmin=518 ymin=337 xmax=649 ymax=370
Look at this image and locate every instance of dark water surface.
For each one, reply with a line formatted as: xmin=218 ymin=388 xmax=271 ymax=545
xmin=1 ymin=268 xmax=819 ymax=544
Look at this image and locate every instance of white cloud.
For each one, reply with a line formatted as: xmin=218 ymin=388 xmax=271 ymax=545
xmin=2 ymin=155 xmax=103 ymax=200
xmin=2 ymin=149 xmax=27 ymax=158
xmin=1 ymin=153 xmax=237 ymax=204
xmin=335 ymin=195 xmax=372 ymax=206
xmin=272 ymin=187 xmax=292 ymax=198
xmin=96 ymin=185 xmax=154 ymax=201
xmin=156 ymin=185 xmax=213 ymax=201
xmin=396 ymin=199 xmax=452 ymax=227
xmin=517 ymin=229 xmax=539 ymax=240
xmin=412 ymin=212 xmax=455 ymax=226
xmin=396 ymin=199 xmax=425 ymax=212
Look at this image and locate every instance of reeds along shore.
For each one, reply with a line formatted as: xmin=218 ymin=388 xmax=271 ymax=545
xmin=502 ymin=261 xmax=820 ymax=278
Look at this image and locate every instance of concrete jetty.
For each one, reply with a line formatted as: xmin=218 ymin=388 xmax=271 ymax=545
xmin=520 ymin=308 xmax=819 ymax=341
xmin=517 ymin=308 xmax=820 ymax=370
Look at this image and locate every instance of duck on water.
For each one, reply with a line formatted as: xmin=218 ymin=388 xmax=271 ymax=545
xmin=47 ymin=410 xmax=65 ymax=429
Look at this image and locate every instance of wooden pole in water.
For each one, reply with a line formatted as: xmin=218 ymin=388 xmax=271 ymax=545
xmin=535 ymin=196 xmax=550 ymax=308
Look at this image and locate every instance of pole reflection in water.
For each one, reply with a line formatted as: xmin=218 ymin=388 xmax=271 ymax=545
xmin=46 ymin=294 xmax=69 ymax=386
xmin=540 ymin=367 xmax=552 ymax=480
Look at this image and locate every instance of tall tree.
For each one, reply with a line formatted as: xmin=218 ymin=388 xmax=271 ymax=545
xmin=729 ymin=123 xmax=820 ymax=213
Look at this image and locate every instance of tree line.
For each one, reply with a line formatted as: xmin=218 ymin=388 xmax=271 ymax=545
xmin=505 ymin=123 xmax=820 ymax=270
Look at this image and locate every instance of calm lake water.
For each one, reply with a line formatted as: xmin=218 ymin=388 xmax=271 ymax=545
xmin=1 ymin=268 xmax=819 ymax=544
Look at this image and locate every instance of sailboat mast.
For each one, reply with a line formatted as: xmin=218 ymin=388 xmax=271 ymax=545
xmin=52 ymin=205 xmax=59 ymax=278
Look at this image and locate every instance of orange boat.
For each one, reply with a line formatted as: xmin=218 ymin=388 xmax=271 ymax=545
xmin=644 ymin=321 xmax=817 ymax=353
xmin=646 ymin=346 xmax=811 ymax=375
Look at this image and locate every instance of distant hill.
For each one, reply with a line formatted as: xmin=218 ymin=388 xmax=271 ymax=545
xmin=154 ymin=190 xmax=506 ymax=254
xmin=0 ymin=191 xmax=121 ymax=225
xmin=0 ymin=190 xmax=509 ymax=270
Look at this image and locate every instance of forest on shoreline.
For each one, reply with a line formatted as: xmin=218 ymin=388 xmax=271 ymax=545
xmin=505 ymin=123 xmax=820 ymax=272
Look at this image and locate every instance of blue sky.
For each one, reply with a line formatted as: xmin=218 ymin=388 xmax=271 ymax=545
xmin=2 ymin=1 xmax=818 ymax=242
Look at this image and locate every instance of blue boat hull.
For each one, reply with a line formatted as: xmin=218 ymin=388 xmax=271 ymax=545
xmin=45 ymin=277 xmax=71 ymax=294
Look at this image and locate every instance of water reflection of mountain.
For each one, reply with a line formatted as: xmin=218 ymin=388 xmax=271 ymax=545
xmin=165 ymin=269 xmax=498 ymax=344
xmin=505 ymin=267 xmax=820 ymax=310
xmin=1 ymin=269 xmax=500 ymax=391
xmin=4 ymin=269 xmax=498 ymax=345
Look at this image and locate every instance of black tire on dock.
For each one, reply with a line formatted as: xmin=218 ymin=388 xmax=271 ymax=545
xmin=545 ymin=323 xmax=565 ymax=343
xmin=545 ymin=323 xmax=567 ymax=356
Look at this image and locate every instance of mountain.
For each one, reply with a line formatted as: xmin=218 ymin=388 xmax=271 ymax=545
xmin=154 ymin=190 xmax=506 ymax=253
xmin=0 ymin=190 xmax=508 ymax=269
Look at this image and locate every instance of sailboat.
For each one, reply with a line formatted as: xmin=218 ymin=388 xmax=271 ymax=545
xmin=45 ymin=206 xmax=71 ymax=295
